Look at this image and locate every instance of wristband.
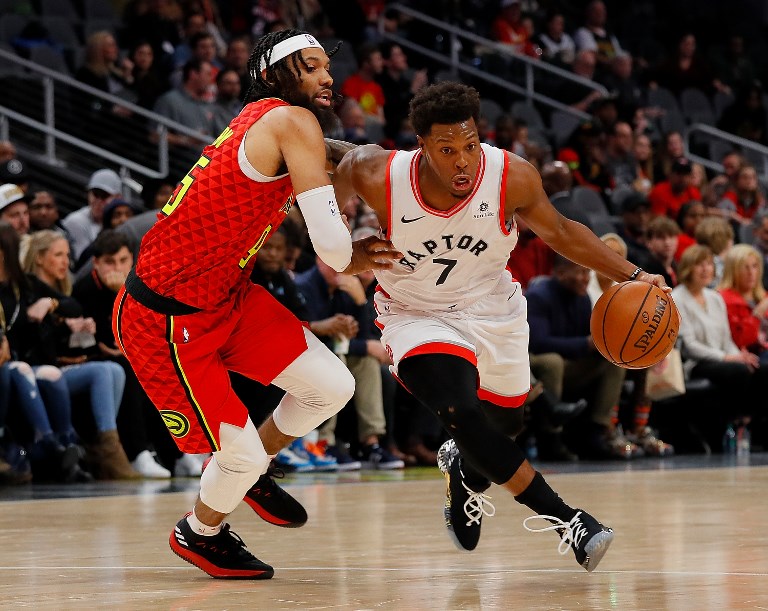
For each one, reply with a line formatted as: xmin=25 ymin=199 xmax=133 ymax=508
xmin=628 ymin=267 xmax=643 ymax=281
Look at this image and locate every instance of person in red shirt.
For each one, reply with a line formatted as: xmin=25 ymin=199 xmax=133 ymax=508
xmin=718 ymin=244 xmax=768 ymax=364
xmin=340 ymin=43 xmax=386 ymax=123
xmin=507 ymin=215 xmax=554 ymax=289
xmin=648 ymin=157 xmax=701 ymax=219
xmin=717 ymin=164 xmax=767 ymax=225
xmin=492 ymin=0 xmax=538 ymax=57
xmin=113 ymin=30 xmax=399 ymax=580
xmin=674 ymin=200 xmax=705 ymax=260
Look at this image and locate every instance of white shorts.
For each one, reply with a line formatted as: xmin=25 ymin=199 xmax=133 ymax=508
xmin=374 ymin=275 xmax=531 ymax=407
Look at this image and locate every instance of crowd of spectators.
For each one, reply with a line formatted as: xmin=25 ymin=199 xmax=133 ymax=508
xmin=2 ymin=0 xmax=768 ymax=483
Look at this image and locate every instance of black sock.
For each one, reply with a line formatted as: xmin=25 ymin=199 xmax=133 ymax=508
xmin=514 ymin=472 xmax=577 ymax=522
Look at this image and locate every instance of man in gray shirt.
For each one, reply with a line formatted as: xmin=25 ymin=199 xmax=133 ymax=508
xmin=152 ymin=58 xmax=215 ymax=177
xmin=62 ymin=168 xmax=122 ymax=264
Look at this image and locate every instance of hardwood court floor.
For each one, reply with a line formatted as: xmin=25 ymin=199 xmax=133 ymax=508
xmin=1 ymin=457 xmax=767 ymax=610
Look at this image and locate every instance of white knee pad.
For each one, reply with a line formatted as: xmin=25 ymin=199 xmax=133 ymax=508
xmin=199 ymin=418 xmax=269 ymax=514
xmin=271 ymin=329 xmax=355 ymax=437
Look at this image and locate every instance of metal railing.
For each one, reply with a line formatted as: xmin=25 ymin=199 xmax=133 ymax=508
xmin=0 ymin=48 xmax=211 ymax=190
xmin=382 ymin=3 xmax=607 ymax=120
xmin=684 ymin=122 xmax=768 ymax=180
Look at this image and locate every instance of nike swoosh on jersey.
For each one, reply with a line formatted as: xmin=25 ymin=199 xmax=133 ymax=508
xmin=401 ymin=215 xmax=425 ymax=223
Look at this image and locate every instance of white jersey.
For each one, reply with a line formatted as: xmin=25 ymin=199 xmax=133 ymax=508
xmin=375 ymin=143 xmax=519 ymax=311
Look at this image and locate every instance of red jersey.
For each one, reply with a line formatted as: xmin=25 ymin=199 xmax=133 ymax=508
xmin=136 ymin=98 xmax=295 ymax=310
xmin=648 ymin=182 xmax=701 ymax=219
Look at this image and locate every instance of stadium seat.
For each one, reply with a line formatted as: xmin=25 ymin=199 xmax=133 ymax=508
xmin=572 ymin=186 xmax=610 ymax=217
xmin=40 ymin=17 xmax=81 ymax=50
xmin=479 ymin=98 xmax=503 ymax=125
xmin=82 ymin=0 xmax=119 ymax=22
xmin=647 ymin=86 xmax=680 ymax=114
xmin=708 ymin=139 xmax=737 ymax=165
xmin=679 ymin=88 xmax=715 ymax=126
xmin=587 ymin=214 xmax=619 ymax=237
xmin=0 ymin=14 xmax=29 ymax=43
xmin=549 ymin=109 xmax=581 ymax=149
xmin=39 ymin=0 xmax=80 ymax=21
xmin=433 ymin=69 xmax=457 ymax=83
xmin=0 ymin=42 xmax=26 ymax=78
xmin=29 ymin=45 xmax=70 ymax=75
xmin=510 ymin=101 xmax=546 ymax=130
xmin=712 ymin=90 xmax=735 ymax=121
xmin=659 ymin=108 xmax=686 ymax=135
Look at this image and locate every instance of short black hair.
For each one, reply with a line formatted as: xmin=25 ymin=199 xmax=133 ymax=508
xmin=354 ymin=42 xmax=380 ymax=66
xmin=189 ymin=31 xmax=215 ymax=51
xmin=182 ymin=58 xmax=210 ymax=82
xmin=409 ymin=82 xmax=480 ymax=137
xmin=92 ymin=229 xmax=134 ymax=258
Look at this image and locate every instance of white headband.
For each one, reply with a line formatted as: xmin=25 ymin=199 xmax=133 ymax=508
xmin=258 ymin=34 xmax=324 ymax=71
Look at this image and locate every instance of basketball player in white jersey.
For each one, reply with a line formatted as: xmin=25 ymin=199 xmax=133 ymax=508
xmin=333 ymin=82 xmax=670 ymax=571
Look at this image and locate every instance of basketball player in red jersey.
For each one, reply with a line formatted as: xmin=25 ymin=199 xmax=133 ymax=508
xmin=333 ymin=82 xmax=670 ymax=571
xmin=112 ymin=30 xmax=400 ymax=579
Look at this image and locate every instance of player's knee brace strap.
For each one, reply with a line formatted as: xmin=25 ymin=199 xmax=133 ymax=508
xmin=199 ymin=418 xmax=269 ymax=514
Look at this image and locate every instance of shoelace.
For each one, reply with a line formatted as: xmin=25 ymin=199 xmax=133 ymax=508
xmin=220 ymin=524 xmax=252 ymax=555
xmin=522 ymin=511 xmax=588 ymax=556
xmin=265 ymin=462 xmax=286 ymax=480
xmin=461 ymin=480 xmax=496 ymax=526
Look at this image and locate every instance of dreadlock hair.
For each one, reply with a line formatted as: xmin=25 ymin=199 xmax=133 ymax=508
xmin=409 ymin=82 xmax=481 ymax=137
xmin=244 ymin=29 xmax=340 ymax=104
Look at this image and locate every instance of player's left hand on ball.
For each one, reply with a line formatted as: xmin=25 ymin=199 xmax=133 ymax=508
xmin=636 ymin=270 xmax=671 ymax=293
xmin=346 ymin=236 xmax=403 ymax=274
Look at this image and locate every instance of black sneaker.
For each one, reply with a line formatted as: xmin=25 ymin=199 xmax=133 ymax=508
xmin=322 ymin=442 xmax=362 ymax=471
xmin=359 ymin=443 xmax=405 ymax=470
xmin=243 ymin=464 xmax=308 ymax=528
xmin=169 ymin=513 xmax=274 ymax=579
xmin=523 ymin=509 xmax=614 ymax=572
xmin=202 ymin=457 xmax=308 ymax=528
xmin=436 ymin=439 xmax=495 ymax=552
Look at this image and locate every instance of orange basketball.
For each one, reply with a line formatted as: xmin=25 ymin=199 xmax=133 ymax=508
xmin=590 ymin=281 xmax=680 ymax=369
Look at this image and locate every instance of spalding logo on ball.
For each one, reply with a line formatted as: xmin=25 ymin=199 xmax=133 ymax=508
xmin=590 ymin=281 xmax=680 ymax=369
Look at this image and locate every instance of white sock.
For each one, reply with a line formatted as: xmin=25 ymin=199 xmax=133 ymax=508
xmin=186 ymin=508 xmax=223 ymax=536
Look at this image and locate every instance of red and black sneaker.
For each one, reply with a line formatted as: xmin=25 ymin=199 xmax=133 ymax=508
xmin=243 ymin=464 xmax=308 ymax=528
xmin=169 ymin=513 xmax=274 ymax=580
xmin=202 ymin=456 xmax=308 ymax=528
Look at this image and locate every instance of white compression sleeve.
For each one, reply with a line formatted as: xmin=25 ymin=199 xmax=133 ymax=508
xmin=297 ymin=185 xmax=352 ymax=272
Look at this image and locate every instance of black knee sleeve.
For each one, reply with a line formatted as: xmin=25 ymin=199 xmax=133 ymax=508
xmin=398 ymin=354 xmax=525 ymax=484
xmin=480 ymin=400 xmax=525 ymax=438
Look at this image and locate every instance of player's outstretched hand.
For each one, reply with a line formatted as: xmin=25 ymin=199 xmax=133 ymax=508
xmin=345 ymin=236 xmax=403 ymax=275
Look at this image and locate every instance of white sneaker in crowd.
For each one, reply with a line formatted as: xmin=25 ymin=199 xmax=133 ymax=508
xmin=174 ymin=453 xmax=209 ymax=477
xmin=131 ymin=449 xmax=172 ymax=478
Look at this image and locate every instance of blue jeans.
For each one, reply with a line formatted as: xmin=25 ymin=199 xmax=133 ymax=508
xmin=61 ymin=361 xmax=126 ymax=433
xmin=7 ymin=362 xmax=75 ymax=440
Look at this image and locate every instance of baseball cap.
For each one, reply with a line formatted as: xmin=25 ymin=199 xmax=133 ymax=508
xmin=671 ymin=157 xmax=693 ymax=175
xmin=0 ymin=182 xmax=33 ymax=213
xmin=0 ymin=159 xmax=29 ymax=184
xmin=87 ymin=169 xmax=122 ymax=195
xmin=103 ymin=198 xmax=141 ymax=216
xmin=621 ymin=191 xmax=651 ymax=213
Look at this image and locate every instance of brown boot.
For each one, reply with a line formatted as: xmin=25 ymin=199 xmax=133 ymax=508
xmin=87 ymin=430 xmax=141 ymax=480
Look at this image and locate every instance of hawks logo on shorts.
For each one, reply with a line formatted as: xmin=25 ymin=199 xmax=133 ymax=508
xmin=160 ymin=410 xmax=191 ymax=438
